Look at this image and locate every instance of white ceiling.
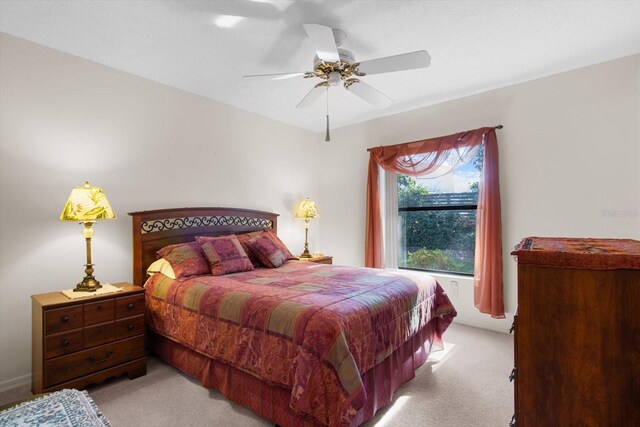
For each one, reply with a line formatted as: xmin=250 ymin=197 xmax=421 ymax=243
xmin=1 ymin=1 xmax=639 ymax=132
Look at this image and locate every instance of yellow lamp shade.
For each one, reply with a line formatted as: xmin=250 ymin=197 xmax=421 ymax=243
xmin=60 ymin=182 xmax=116 ymax=221
xmin=294 ymin=198 xmax=319 ymax=219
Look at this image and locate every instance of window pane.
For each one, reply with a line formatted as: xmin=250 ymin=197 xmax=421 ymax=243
xmin=398 ymin=209 xmax=477 ymax=274
xmin=396 ymin=146 xmax=482 ymax=275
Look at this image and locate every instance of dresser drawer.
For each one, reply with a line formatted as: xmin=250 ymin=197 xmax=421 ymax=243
xmin=116 ymin=315 xmax=144 ymax=340
xmin=45 ymin=329 xmax=83 ymax=359
xmin=116 ymin=295 xmax=144 ymax=318
xmin=45 ymin=306 xmax=83 ymax=335
xmin=84 ymin=321 xmax=116 ymax=348
xmin=44 ymin=335 xmax=144 ymax=387
xmin=84 ymin=300 xmax=115 ymax=325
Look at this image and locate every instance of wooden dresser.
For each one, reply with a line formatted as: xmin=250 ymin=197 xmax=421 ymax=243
xmin=511 ymin=237 xmax=640 ymax=426
xmin=32 ymin=282 xmax=146 ymax=394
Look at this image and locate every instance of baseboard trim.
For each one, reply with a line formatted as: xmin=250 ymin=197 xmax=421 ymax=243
xmin=453 ymin=315 xmax=513 ymax=334
xmin=0 ymin=374 xmax=31 ymax=393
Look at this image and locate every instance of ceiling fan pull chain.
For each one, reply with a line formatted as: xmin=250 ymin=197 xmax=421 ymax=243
xmin=325 ymin=115 xmax=330 ymax=142
xmin=325 ymin=87 xmax=331 ymax=142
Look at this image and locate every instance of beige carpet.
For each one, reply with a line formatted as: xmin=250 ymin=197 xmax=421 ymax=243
xmin=84 ymin=323 xmax=513 ymax=426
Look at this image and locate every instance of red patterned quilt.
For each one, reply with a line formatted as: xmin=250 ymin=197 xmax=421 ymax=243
xmin=145 ymin=261 xmax=456 ymax=426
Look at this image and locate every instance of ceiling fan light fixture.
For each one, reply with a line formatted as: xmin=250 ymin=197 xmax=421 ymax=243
xmin=328 ymin=71 xmax=341 ymax=86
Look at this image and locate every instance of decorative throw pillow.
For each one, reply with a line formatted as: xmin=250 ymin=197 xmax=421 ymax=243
xmin=246 ymin=234 xmax=292 ymax=268
xmin=260 ymin=230 xmax=295 ymax=260
xmin=198 ymin=233 xmax=261 ymax=267
xmin=235 ymin=231 xmax=263 ymax=267
xmin=200 ymin=235 xmax=254 ymax=276
xmin=156 ymin=242 xmax=209 ymax=279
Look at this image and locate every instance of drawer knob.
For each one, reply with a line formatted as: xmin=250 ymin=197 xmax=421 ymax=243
xmin=61 ymin=315 xmax=70 ymax=323
xmin=97 ymin=305 xmax=102 ymax=311
xmin=509 ymin=414 xmax=516 ymax=426
xmin=87 ymin=351 xmax=114 ymax=365
xmin=509 ymin=322 xmax=515 ymax=334
xmin=128 ymin=323 xmax=135 ymax=331
xmin=127 ymin=303 xmax=134 ymax=309
xmin=509 ymin=368 xmax=516 ymax=382
xmin=61 ymin=339 xmax=70 ymax=347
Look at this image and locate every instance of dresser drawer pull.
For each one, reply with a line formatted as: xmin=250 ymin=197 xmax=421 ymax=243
xmin=509 ymin=414 xmax=516 ymax=426
xmin=96 ymin=305 xmax=103 ymax=311
xmin=509 ymin=322 xmax=515 ymax=334
xmin=61 ymin=315 xmax=70 ymax=323
xmin=509 ymin=368 xmax=516 ymax=382
xmin=127 ymin=303 xmax=134 ymax=309
xmin=61 ymin=339 xmax=70 ymax=347
xmin=127 ymin=323 xmax=135 ymax=331
xmin=87 ymin=351 xmax=114 ymax=365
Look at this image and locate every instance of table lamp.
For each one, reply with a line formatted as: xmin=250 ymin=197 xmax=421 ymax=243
xmin=60 ymin=182 xmax=116 ymax=292
xmin=294 ymin=198 xmax=319 ymax=258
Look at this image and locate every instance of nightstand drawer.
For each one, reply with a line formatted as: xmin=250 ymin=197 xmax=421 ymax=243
xmin=84 ymin=300 xmax=115 ymax=325
xmin=116 ymin=295 xmax=144 ymax=318
xmin=45 ymin=329 xmax=83 ymax=359
xmin=84 ymin=321 xmax=116 ymax=348
xmin=44 ymin=335 xmax=144 ymax=387
xmin=45 ymin=306 xmax=83 ymax=335
xmin=116 ymin=315 xmax=144 ymax=340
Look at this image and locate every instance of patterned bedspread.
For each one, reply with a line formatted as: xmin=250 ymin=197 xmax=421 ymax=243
xmin=145 ymin=260 xmax=456 ymax=426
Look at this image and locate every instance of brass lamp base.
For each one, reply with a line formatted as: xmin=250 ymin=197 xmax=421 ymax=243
xmin=299 ymin=247 xmax=313 ymax=258
xmin=299 ymin=219 xmax=313 ymax=258
xmin=74 ymin=277 xmax=101 ymax=292
xmin=74 ymin=262 xmax=102 ymax=292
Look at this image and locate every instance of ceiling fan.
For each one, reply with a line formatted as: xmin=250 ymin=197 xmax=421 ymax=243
xmin=243 ymin=24 xmax=431 ymax=141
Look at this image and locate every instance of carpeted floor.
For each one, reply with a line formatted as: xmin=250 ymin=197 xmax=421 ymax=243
xmin=0 ymin=322 xmax=513 ymax=426
xmin=83 ymin=322 xmax=514 ymax=426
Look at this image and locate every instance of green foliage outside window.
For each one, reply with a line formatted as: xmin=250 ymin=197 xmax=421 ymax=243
xmin=397 ymin=147 xmax=483 ymax=275
xmin=406 ymin=248 xmax=473 ymax=273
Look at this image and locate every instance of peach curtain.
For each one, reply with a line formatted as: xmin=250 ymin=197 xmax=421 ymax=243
xmin=365 ymin=127 xmax=504 ymax=318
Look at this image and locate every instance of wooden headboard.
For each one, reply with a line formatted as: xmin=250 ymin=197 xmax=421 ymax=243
xmin=128 ymin=207 xmax=279 ymax=287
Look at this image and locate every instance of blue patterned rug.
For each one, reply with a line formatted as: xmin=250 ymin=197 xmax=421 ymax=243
xmin=0 ymin=389 xmax=111 ymax=427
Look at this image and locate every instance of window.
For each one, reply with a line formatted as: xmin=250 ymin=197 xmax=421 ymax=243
xmin=397 ymin=146 xmax=483 ymax=275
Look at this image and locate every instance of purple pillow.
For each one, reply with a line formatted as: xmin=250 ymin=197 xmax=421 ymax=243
xmin=235 ymin=231 xmax=263 ymax=267
xmin=246 ymin=234 xmax=292 ymax=268
xmin=199 ymin=232 xmax=262 ymax=268
xmin=156 ymin=242 xmax=209 ymax=279
xmin=261 ymin=230 xmax=295 ymax=260
xmin=200 ymin=235 xmax=254 ymax=276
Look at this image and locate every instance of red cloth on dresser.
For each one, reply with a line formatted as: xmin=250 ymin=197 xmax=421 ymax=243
xmin=511 ymin=237 xmax=640 ymax=270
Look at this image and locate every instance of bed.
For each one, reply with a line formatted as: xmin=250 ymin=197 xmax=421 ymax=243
xmin=129 ymin=207 xmax=456 ymax=427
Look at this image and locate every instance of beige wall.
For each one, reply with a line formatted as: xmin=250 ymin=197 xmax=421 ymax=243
xmin=0 ymin=33 xmax=321 ymax=389
xmin=317 ymin=54 xmax=640 ymax=331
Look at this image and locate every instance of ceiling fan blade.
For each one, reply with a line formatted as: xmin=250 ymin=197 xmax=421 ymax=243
xmin=242 ymin=72 xmax=306 ymax=81
xmin=357 ymin=50 xmax=431 ymax=75
xmin=345 ymin=80 xmax=393 ymax=108
xmin=296 ymin=85 xmax=326 ymax=108
xmin=303 ymin=24 xmax=340 ymax=62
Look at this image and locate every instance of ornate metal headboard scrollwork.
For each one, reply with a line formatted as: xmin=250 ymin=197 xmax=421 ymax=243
xmin=128 ymin=207 xmax=279 ymax=287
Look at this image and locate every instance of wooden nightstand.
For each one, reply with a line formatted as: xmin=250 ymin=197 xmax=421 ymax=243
xmin=300 ymin=255 xmax=333 ymax=265
xmin=31 ymin=282 xmax=146 ymax=394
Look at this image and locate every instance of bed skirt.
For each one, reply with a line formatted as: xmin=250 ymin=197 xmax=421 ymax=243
xmin=148 ymin=318 xmax=445 ymax=427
